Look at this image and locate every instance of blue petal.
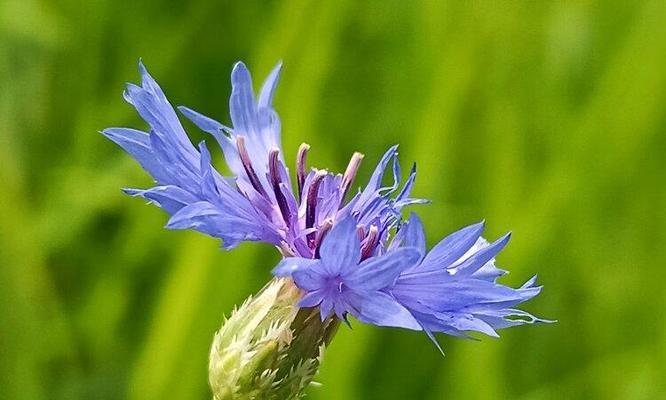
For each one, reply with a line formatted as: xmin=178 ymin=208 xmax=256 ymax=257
xmin=123 ymin=185 xmax=197 ymax=214
xmin=417 ymin=221 xmax=486 ymax=272
xmin=476 ymin=308 xmax=552 ymax=329
xmin=101 ymin=128 xmax=169 ymax=183
xmin=394 ymin=279 xmax=526 ymax=312
xmin=453 ymin=233 xmax=511 ymax=277
xmin=319 ymin=297 xmax=334 ymax=320
xmin=229 ymin=61 xmax=259 ymax=140
xmin=468 ymin=239 xmax=508 ymax=281
xmin=138 ymin=60 xmax=169 ymax=103
xmin=147 ymin=129 xmax=199 ymax=193
xmin=409 ymin=308 xmax=469 ymax=339
xmin=165 ymin=201 xmax=222 ymax=230
xmin=405 ymin=214 xmax=427 ymax=254
xmin=521 ymin=275 xmax=539 ymax=288
xmin=395 ymin=163 xmax=417 ymax=202
xmin=346 ymin=247 xmax=420 ymax=291
xmin=165 ymin=201 xmax=268 ymax=248
xmin=319 ymin=217 xmax=361 ymax=274
xmin=365 ymin=146 xmax=398 ymax=193
xmin=228 ymin=61 xmax=282 ymax=191
xmin=197 ymin=141 xmax=220 ymax=200
xmin=292 ymin=267 xmax=327 ymax=291
xmin=391 ymin=212 xmax=426 ymax=256
xmin=272 ymin=257 xmax=320 ymax=277
xmin=434 ymin=312 xmax=499 ymax=337
xmin=380 ymin=152 xmax=400 ymax=196
xmin=258 ymin=61 xmax=282 ymax=109
xmin=178 ymin=105 xmax=226 ymax=134
xmin=126 ymin=63 xmax=198 ymax=159
xmin=333 ymin=300 xmax=349 ymax=322
xmin=346 ymin=290 xmax=421 ymax=330
xmin=353 ymin=146 xmax=398 ymax=209
xmin=177 ymin=105 xmax=244 ymax=178
xmin=298 ymin=290 xmax=325 ymax=308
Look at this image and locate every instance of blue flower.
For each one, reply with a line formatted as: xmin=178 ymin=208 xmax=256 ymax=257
xmin=103 ymin=60 xmax=551 ymax=347
xmin=273 ymin=217 xmax=422 ymax=329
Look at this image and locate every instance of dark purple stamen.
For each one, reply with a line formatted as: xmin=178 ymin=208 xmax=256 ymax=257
xmin=356 ymin=225 xmax=366 ymax=241
xmin=360 ymin=225 xmax=379 ymax=260
xmin=314 ymin=218 xmax=333 ymax=258
xmin=296 ymin=143 xmax=310 ymax=201
xmin=269 ymin=148 xmax=291 ymax=227
xmin=306 ymin=169 xmax=327 ymax=244
xmin=340 ymin=152 xmax=364 ymax=200
xmin=236 ymin=135 xmax=268 ymax=197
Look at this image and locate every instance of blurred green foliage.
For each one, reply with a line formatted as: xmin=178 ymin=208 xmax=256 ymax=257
xmin=2 ymin=0 xmax=665 ymax=399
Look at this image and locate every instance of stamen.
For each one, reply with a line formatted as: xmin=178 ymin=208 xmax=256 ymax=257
xmin=356 ymin=225 xmax=366 ymax=241
xmin=305 ymin=169 xmax=327 ymax=243
xmin=314 ymin=218 xmax=334 ymax=258
xmin=269 ymin=148 xmax=291 ymax=227
xmin=296 ymin=143 xmax=310 ymax=200
xmin=340 ymin=152 xmax=364 ymax=200
xmin=360 ymin=225 xmax=379 ymax=260
xmin=236 ymin=136 xmax=268 ymax=197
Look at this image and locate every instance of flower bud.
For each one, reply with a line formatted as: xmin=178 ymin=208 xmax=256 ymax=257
xmin=209 ymin=278 xmax=339 ymax=400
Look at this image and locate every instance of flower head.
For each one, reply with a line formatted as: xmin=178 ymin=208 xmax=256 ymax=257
xmin=103 ymin=60 xmax=551 ymax=356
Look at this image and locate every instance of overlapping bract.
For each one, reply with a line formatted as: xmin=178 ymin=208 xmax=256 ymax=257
xmin=103 ymin=61 xmax=549 ymax=346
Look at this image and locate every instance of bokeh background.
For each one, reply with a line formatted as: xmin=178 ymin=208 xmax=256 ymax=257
xmin=2 ymin=0 xmax=666 ymax=399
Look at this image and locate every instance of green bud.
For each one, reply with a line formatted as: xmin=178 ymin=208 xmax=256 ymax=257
xmin=209 ymin=278 xmax=339 ymax=400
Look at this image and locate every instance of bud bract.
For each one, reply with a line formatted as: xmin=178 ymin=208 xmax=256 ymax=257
xmin=209 ymin=278 xmax=338 ymax=400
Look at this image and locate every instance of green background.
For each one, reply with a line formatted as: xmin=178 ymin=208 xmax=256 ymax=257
xmin=2 ymin=1 xmax=665 ymax=399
